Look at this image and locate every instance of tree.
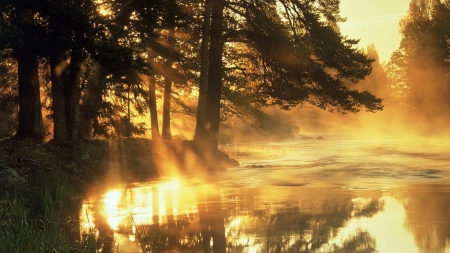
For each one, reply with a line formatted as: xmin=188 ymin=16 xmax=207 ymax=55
xmin=0 ymin=0 xmax=45 ymax=140
xmin=78 ymin=60 xmax=107 ymax=139
xmin=74 ymin=0 xmax=160 ymax=139
xmin=389 ymin=0 xmax=450 ymax=129
xmin=98 ymin=0 xmax=191 ymax=140
xmin=148 ymin=75 xmax=160 ymax=139
xmin=16 ymin=48 xmax=45 ymax=139
xmin=0 ymin=0 xmax=104 ymax=142
xmin=161 ymin=0 xmax=177 ymax=140
xmin=354 ymin=45 xmax=389 ymax=103
xmin=47 ymin=4 xmax=70 ymax=142
xmin=62 ymin=0 xmax=91 ymax=141
xmin=193 ymin=0 xmax=212 ymax=143
xmin=194 ymin=0 xmax=383 ymax=151
xmin=385 ymin=49 xmax=409 ymax=105
xmin=34 ymin=0 xmax=95 ymax=142
xmin=201 ymin=0 xmax=225 ymax=150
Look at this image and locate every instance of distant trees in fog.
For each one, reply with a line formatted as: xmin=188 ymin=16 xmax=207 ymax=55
xmin=385 ymin=0 xmax=450 ymax=128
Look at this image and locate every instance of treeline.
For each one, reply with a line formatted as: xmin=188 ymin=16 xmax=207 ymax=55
xmin=386 ymin=0 xmax=450 ymax=128
xmin=0 ymin=0 xmax=383 ymax=151
xmin=356 ymin=0 xmax=450 ymax=135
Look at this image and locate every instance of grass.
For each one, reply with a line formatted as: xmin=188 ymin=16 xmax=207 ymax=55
xmin=0 ymin=191 xmax=71 ymax=253
xmin=0 ymin=168 xmax=185 ymax=253
xmin=81 ymin=209 xmax=102 ymax=253
xmin=0 ymin=170 xmax=80 ymax=253
xmin=0 ymin=138 xmax=203 ymax=253
xmin=0 ymin=170 xmax=115 ymax=253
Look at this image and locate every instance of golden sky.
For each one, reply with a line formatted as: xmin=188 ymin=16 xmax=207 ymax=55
xmin=339 ymin=0 xmax=411 ymax=63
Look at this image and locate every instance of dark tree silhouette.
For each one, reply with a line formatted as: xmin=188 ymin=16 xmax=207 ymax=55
xmin=194 ymin=0 xmax=383 ymax=153
xmin=0 ymin=1 xmax=45 ymax=140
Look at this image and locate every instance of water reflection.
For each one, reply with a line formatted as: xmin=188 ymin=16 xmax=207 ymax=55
xmin=81 ymin=179 xmax=408 ymax=252
xmin=402 ymin=184 xmax=450 ymax=253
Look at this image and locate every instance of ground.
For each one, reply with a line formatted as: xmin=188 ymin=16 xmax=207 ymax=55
xmin=0 ymin=137 xmax=239 ymax=196
xmin=0 ymin=138 xmax=155 ymax=192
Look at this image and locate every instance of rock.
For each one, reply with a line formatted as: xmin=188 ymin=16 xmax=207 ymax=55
xmin=0 ymin=168 xmax=26 ymax=193
xmin=80 ymin=151 xmax=90 ymax=161
xmin=246 ymin=164 xmax=264 ymax=168
xmin=316 ymin=136 xmax=325 ymax=140
xmin=0 ymin=168 xmax=25 ymax=184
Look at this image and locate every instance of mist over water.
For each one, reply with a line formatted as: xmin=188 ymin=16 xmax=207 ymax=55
xmin=82 ymin=136 xmax=450 ymax=252
xmin=221 ymin=136 xmax=450 ymax=187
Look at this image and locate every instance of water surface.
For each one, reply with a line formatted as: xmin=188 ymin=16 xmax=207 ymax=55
xmin=81 ymin=137 xmax=450 ymax=252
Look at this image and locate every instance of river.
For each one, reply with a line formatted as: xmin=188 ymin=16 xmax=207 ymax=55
xmin=80 ymin=136 xmax=450 ymax=253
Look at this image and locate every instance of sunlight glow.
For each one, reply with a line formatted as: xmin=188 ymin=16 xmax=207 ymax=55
xmin=158 ymin=189 xmax=167 ymax=224
xmin=104 ymin=190 xmax=122 ymax=230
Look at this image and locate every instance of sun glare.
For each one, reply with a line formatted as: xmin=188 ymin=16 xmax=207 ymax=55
xmin=104 ymin=189 xmax=122 ymax=230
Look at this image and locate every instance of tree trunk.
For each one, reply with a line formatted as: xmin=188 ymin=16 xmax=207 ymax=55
xmin=14 ymin=7 xmax=45 ymax=140
xmin=162 ymin=0 xmax=177 ymax=141
xmin=15 ymin=50 xmax=45 ymax=140
xmin=162 ymin=76 xmax=172 ymax=140
xmin=203 ymin=0 xmax=225 ymax=150
xmin=51 ymin=50 xmax=69 ymax=142
xmin=194 ymin=0 xmax=212 ymax=144
xmin=66 ymin=15 xmax=85 ymax=142
xmin=66 ymin=47 xmax=83 ymax=142
xmin=148 ymin=75 xmax=160 ymax=139
xmin=79 ymin=64 xmax=107 ymax=139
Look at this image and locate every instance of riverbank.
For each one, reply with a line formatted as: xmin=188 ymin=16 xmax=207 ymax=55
xmin=0 ymin=137 xmax=239 ymax=193
xmin=0 ymin=136 xmax=239 ymax=252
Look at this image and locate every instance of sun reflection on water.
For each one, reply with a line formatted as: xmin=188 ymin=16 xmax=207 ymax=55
xmin=80 ymin=178 xmax=450 ymax=252
xmin=104 ymin=190 xmax=122 ymax=230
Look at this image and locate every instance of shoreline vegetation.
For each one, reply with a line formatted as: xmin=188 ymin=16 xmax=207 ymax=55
xmin=0 ymin=136 xmax=239 ymax=252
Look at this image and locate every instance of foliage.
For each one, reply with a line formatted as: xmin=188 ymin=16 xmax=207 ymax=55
xmin=0 ymin=53 xmax=17 ymax=137
xmin=220 ymin=0 xmax=382 ymax=114
xmin=0 ymin=172 xmax=75 ymax=253
xmin=385 ymin=50 xmax=409 ymax=104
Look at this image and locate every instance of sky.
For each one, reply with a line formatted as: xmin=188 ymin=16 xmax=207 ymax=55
xmin=339 ymin=0 xmax=411 ymax=63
